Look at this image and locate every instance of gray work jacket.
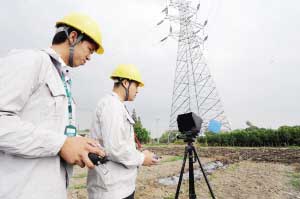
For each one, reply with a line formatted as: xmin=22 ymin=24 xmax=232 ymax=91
xmin=0 ymin=48 xmax=73 ymax=199
xmin=87 ymin=92 xmax=144 ymax=199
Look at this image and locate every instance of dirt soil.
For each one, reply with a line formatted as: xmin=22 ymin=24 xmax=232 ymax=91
xmin=146 ymin=145 xmax=300 ymax=164
xmin=68 ymin=147 xmax=300 ymax=199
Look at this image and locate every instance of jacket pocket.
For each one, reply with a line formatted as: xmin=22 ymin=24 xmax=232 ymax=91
xmin=124 ymin=111 xmax=135 ymax=139
xmin=45 ymin=75 xmax=66 ymax=121
xmin=46 ymin=77 xmax=65 ymax=97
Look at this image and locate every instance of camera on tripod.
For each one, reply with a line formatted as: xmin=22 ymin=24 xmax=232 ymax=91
xmin=177 ymin=112 xmax=203 ymax=141
xmin=175 ymin=112 xmax=216 ymax=199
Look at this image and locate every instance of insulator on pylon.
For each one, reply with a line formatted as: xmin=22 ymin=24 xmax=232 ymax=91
xmin=160 ymin=36 xmax=168 ymax=42
xmin=157 ymin=20 xmax=164 ymax=26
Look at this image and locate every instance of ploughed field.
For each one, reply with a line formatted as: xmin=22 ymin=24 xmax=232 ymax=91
xmin=68 ymin=146 xmax=300 ymax=199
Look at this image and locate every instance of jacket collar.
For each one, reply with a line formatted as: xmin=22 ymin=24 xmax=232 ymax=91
xmin=43 ymin=48 xmax=70 ymax=80
xmin=111 ymin=91 xmax=123 ymax=102
xmin=110 ymin=91 xmax=135 ymax=124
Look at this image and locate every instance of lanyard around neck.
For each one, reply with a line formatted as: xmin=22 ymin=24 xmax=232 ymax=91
xmin=44 ymin=51 xmax=75 ymax=126
xmin=61 ymin=73 xmax=73 ymax=125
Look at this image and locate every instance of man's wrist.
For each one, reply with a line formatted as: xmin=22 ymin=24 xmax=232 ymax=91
xmin=139 ymin=152 xmax=145 ymax=165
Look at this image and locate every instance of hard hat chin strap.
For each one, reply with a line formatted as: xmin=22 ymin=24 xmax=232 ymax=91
xmin=56 ymin=26 xmax=84 ymax=67
xmin=120 ymin=79 xmax=132 ymax=101
xmin=68 ymin=34 xmax=84 ymax=67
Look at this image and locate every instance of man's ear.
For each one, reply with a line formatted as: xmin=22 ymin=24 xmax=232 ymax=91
xmin=68 ymin=31 xmax=78 ymax=45
xmin=121 ymin=79 xmax=129 ymax=88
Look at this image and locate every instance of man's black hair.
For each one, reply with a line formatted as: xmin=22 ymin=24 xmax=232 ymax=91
xmin=113 ymin=78 xmax=139 ymax=88
xmin=52 ymin=24 xmax=98 ymax=48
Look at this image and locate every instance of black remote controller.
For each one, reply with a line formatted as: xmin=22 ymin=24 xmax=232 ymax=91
xmin=88 ymin=153 xmax=108 ymax=166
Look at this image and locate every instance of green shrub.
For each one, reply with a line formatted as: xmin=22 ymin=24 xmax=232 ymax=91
xmin=198 ymin=126 xmax=300 ymax=147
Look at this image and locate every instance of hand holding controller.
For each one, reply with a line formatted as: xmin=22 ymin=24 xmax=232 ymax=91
xmin=88 ymin=153 xmax=108 ymax=166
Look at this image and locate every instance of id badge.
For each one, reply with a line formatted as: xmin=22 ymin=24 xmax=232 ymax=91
xmin=64 ymin=125 xmax=77 ymax=137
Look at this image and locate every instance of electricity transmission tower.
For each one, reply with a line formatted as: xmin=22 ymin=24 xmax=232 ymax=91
xmin=158 ymin=0 xmax=231 ymax=133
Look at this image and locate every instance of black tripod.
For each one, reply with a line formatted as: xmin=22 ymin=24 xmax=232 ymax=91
xmin=175 ymin=137 xmax=216 ymax=199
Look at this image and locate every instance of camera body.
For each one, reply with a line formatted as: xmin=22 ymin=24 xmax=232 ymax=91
xmin=177 ymin=112 xmax=203 ymax=140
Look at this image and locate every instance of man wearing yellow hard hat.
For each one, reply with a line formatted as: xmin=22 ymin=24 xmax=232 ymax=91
xmin=87 ymin=64 xmax=159 ymax=199
xmin=0 ymin=13 xmax=105 ymax=199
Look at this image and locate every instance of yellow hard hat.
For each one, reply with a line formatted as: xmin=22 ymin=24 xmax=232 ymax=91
xmin=56 ymin=12 xmax=104 ymax=54
xmin=111 ymin=64 xmax=144 ymax=87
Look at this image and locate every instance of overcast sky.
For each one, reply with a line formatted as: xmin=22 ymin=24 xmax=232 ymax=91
xmin=1 ymin=0 xmax=300 ymax=138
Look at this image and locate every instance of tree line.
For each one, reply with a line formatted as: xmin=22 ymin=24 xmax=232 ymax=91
xmin=197 ymin=126 xmax=300 ymax=147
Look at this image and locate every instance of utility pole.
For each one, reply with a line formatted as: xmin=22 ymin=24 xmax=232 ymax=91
xmin=155 ymin=118 xmax=160 ymax=143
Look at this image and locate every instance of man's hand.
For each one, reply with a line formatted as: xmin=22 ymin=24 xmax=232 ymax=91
xmin=59 ymin=136 xmax=105 ymax=169
xmin=142 ymin=150 xmax=159 ymax=166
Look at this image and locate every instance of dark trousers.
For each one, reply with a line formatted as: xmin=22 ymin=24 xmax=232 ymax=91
xmin=123 ymin=191 xmax=135 ymax=199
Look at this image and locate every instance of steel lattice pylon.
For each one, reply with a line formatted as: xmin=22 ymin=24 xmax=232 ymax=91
xmin=159 ymin=0 xmax=231 ymax=133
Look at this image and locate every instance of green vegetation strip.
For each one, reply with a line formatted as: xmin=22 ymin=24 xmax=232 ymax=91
xmin=161 ymin=156 xmax=183 ymax=163
xmin=287 ymin=146 xmax=300 ymax=149
xmin=287 ymin=169 xmax=300 ymax=191
xmin=163 ymin=193 xmax=175 ymax=199
xmin=69 ymin=184 xmax=87 ymax=190
xmin=72 ymin=173 xmax=87 ymax=179
xmin=198 ymin=126 xmax=300 ymax=147
xmin=287 ymin=171 xmax=300 ymax=191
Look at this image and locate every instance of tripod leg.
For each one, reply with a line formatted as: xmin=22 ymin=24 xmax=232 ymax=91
xmin=192 ymin=147 xmax=216 ymax=199
xmin=175 ymin=147 xmax=188 ymax=199
xmin=188 ymin=145 xmax=196 ymax=199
